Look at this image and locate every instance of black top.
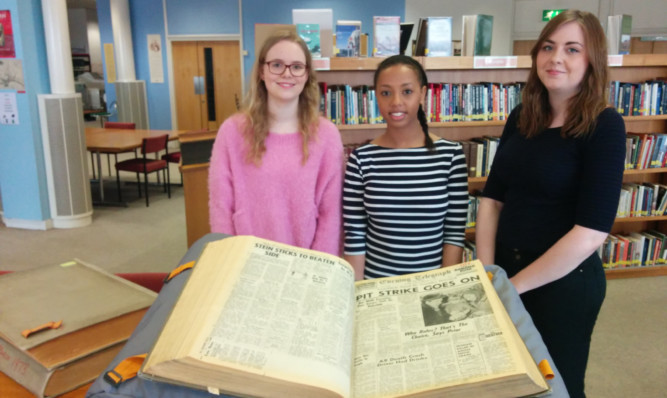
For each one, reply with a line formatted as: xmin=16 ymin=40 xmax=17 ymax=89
xmin=483 ymin=105 xmax=626 ymax=253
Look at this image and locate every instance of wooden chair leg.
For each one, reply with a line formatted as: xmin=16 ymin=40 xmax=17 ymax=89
xmin=136 ymin=173 xmax=141 ymax=198
xmin=107 ymin=154 xmax=112 ymax=177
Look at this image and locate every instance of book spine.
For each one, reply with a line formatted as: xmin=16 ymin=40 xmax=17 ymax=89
xmin=0 ymin=338 xmax=49 ymax=397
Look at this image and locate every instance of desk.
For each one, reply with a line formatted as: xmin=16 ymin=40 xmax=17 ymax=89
xmin=85 ymin=128 xmax=185 ymax=206
xmin=0 ymin=371 xmax=90 ymax=397
xmin=178 ymin=129 xmax=217 ymax=246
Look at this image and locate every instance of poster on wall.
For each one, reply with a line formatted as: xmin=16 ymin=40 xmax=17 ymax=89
xmin=0 ymin=92 xmax=19 ymax=125
xmin=0 ymin=58 xmax=25 ymax=91
xmin=147 ymin=34 xmax=164 ymax=83
xmin=0 ymin=10 xmax=16 ymax=58
xmin=104 ymin=43 xmax=116 ymax=83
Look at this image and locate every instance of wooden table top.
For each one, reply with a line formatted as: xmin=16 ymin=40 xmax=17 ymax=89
xmin=0 ymin=371 xmax=90 ymax=397
xmin=85 ymin=128 xmax=186 ymax=153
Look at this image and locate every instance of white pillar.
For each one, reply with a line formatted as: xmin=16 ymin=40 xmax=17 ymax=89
xmin=39 ymin=0 xmax=93 ymax=229
xmin=41 ymin=0 xmax=75 ymax=94
xmin=110 ymin=0 xmax=137 ymax=82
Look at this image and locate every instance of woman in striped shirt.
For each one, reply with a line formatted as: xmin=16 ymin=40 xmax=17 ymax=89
xmin=343 ymin=55 xmax=468 ymax=280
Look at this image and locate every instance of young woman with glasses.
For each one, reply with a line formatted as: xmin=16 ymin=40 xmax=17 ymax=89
xmin=208 ymin=30 xmax=343 ymax=255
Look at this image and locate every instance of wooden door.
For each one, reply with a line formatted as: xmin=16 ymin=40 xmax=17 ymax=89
xmin=172 ymin=41 xmax=242 ymax=131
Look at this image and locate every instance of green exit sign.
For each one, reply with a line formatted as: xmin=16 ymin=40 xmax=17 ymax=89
xmin=543 ymin=9 xmax=566 ymax=21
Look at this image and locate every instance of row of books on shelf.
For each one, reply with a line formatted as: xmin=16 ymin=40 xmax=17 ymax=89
xmin=424 ymin=81 xmax=524 ymax=123
xmin=319 ymin=83 xmax=384 ymax=125
xmin=599 ymin=231 xmax=667 ymax=269
xmin=319 ymin=81 xmax=525 ymax=126
xmin=461 ymin=137 xmax=499 ymax=178
xmin=608 ymin=79 xmax=666 ymax=116
xmin=462 ymin=233 xmax=667 ymax=271
xmin=625 ymin=133 xmax=667 ymax=170
xmin=465 ymin=183 xmax=667 ymax=230
xmin=618 ymin=183 xmax=667 ymax=218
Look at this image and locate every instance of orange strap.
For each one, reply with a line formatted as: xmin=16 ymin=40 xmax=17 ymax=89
xmin=486 ymin=271 xmax=494 ymax=281
xmin=164 ymin=261 xmax=195 ymax=283
xmin=539 ymin=359 xmax=555 ymax=380
xmin=21 ymin=320 xmax=62 ymax=338
xmin=103 ymin=354 xmax=147 ymax=386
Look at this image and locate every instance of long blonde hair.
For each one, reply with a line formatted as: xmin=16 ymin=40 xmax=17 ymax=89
xmin=243 ymin=30 xmax=321 ymax=164
xmin=520 ymin=10 xmax=609 ymax=138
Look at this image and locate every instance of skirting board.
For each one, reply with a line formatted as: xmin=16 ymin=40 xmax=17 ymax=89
xmin=2 ymin=217 xmax=53 ymax=230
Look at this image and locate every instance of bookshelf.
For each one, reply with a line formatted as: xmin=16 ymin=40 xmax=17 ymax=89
xmin=317 ymin=54 xmax=667 ymax=279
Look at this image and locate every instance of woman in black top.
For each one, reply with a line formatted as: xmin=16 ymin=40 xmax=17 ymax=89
xmin=476 ymin=10 xmax=625 ymax=398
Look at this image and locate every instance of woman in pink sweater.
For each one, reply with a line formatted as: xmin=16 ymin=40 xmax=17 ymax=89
xmin=208 ymin=30 xmax=343 ymax=255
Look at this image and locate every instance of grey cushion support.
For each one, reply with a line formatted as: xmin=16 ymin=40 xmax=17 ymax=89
xmin=87 ymin=233 xmax=567 ymax=397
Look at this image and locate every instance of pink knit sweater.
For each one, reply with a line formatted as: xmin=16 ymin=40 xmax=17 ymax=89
xmin=208 ymin=114 xmax=343 ymax=255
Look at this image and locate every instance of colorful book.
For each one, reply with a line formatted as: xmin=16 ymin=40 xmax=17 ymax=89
xmin=425 ymin=17 xmax=453 ymax=57
xmin=292 ymin=9 xmax=334 ymax=57
xmin=297 ymin=23 xmax=321 ymax=58
xmin=373 ymin=16 xmax=401 ymax=57
xmin=461 ymin=14 xmax=493 ymax=56
xmin=335 ymin=20 xmax=361 ymax=57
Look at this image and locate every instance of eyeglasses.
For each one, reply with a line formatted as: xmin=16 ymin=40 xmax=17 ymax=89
xmin=264 ymin=60 xmax=308 ymax=77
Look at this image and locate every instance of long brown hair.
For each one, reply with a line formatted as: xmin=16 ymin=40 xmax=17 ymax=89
xmin=520 ymin=10 xmax=608 ymax=138
xmin=243 ymin=30 xmax=321 ymax=164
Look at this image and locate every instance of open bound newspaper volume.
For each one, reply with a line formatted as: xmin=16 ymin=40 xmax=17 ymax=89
xmin=140 ymin=235 xmax=549 ymax=398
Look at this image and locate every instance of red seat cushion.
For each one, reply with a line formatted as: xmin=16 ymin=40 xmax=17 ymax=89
xmin=161 ymin=152 xmax=181 ymax=163
xmin=116 ymin=158 xmax=167 ymax=173
xmin=0 ymin=271 xmax=167 ymax=293
xmin=104 ymin=122 xmax=136 ymax=130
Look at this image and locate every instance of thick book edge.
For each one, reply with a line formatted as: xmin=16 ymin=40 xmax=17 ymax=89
xmin=142 ymin=356 xmax=343 ymax=398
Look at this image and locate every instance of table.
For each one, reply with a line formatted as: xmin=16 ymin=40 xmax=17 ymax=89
xmin=85 ymin=128 xmax=185 ymax=206
xmin=0 ymin=371 xmax=90 ymax=397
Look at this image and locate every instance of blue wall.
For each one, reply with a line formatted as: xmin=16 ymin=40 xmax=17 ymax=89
xmin=0 ymin=0 xmax=51 ymax=222
xmin=166 ymin=0 xmax=240 ymax=36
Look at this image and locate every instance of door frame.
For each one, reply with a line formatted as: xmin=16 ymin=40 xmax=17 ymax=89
xmin=165 ymin=34 xmax=245 ymax=131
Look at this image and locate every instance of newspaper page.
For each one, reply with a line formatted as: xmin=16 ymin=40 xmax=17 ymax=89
xmin=352 ymin=261 xmax=519 ymax=398
xmin=197 ymin=239 xmax=356 ymax=396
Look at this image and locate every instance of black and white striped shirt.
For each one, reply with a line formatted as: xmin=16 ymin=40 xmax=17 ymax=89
xmin=343 ymin=139 xmax=469 ymax=279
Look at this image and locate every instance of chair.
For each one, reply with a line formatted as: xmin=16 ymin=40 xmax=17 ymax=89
xmin=89 ymin=121 xmax=136 ymax=180
xmin=115 ymin=134 xmax=171 ymax=207
xmin=161 ymin=151 xmax=182 ymax=186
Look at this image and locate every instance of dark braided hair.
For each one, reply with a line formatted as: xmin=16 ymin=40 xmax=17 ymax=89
xmin=373 ymin=55 xmax=435 ymax=151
